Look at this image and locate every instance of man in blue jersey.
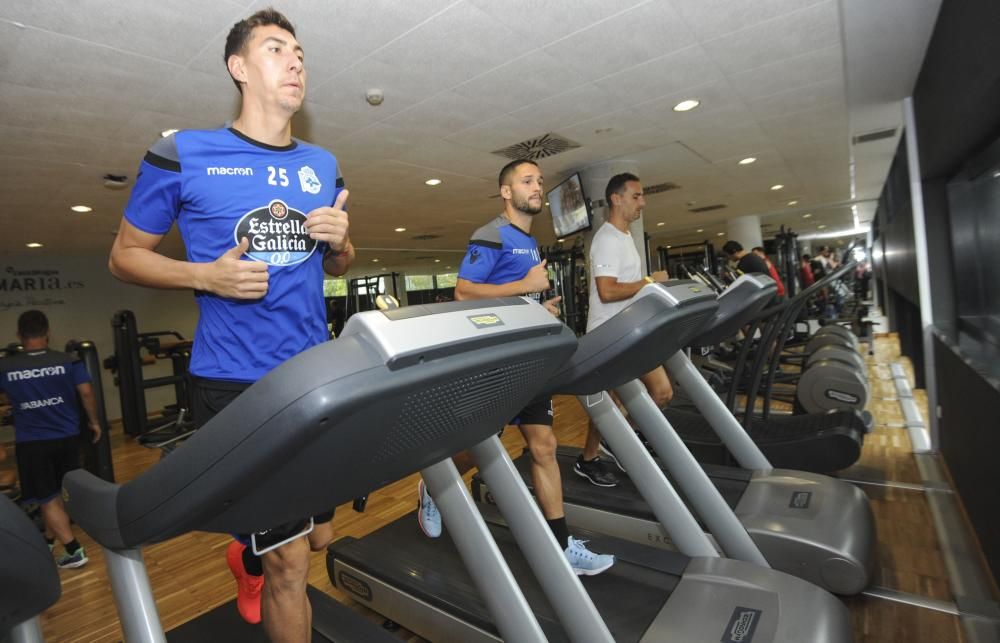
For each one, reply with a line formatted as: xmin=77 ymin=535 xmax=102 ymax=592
xmin=416 ymin=159 xmax=615 ymax=576
xmin=108 ymin=9 xmax=352 ymax=641
xmin=1 ymin=310 xmax=101 ymax=569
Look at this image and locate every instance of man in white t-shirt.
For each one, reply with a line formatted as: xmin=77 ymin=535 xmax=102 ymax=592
xmin=574 ymin=173 xmax=671 ymax=487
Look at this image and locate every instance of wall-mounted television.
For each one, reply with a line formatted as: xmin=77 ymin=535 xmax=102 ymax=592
xmin=547 ymin=173 xmax=593 ymax=239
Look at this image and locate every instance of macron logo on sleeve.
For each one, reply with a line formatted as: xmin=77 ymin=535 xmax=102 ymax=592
xmin=207 ymin=167 xmax=254 ymax=176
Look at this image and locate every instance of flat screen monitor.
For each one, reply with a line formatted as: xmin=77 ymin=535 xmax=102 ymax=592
xmin=547 ymin=173 xmax=592 ymax=238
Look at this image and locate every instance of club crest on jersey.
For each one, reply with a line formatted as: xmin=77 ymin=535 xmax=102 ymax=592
xmin=298 ymin=166 xmax=322 ymax=194
xmin=235 ymin=199 xmax=317 ymax=267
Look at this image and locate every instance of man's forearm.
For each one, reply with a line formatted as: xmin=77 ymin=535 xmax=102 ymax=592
xmin=323 ymin=241 xmax=355 ymax=277
xmin=596 ymin=278 xmax=647 ymax=303
xmin=78 ymin=388 xmax=100 ymax=427
xmin=110 ymin=245 xmax=205 ymax=290
xmin=454 ymin=279 xmax=528 ymax=300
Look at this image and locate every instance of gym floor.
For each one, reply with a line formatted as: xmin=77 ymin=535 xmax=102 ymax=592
xmin=3 ymin=333 xmax=990 ymax=642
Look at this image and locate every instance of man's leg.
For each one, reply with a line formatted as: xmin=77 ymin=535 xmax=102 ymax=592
xmin=639 ymin=366 xmax=673 ymax=409
xmin=308 ymin=509 xmax=336 ymax=552
xmin=262 ymin=535 xmax=311 ymax=643
xmin=518 ymin=423 xmax=564 ymax=524
xmin=39 ymin=495 xmax=75 ymax=544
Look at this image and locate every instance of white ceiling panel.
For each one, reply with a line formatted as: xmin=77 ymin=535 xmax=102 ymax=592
xmin=727 ymin=44 xmax=842 ymax=102
xmin=592 ymin=44 xmax=725 ymax=105
xmin=465 ymin=0 xmax=644 ymax=43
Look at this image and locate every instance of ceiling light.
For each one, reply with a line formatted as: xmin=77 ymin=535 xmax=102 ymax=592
xmin=545 ymin=201 xmax=550 ymax=206
xmin=380 ymin=267 xmax=387 ymax=271
xmin=787 ymin=200 xmax=798 ymax=206
xmin=372 ymin=258 xmax=379 ymax=263
xmin=993 ymin=170 xmax=1000 ymax=179
xmin=434 ymin=259 xmax=441 ymax=263
xmin=802 ymin=213 xmax=813 ymax=219
xmin=716 ymin=232 xmax=725 ymax=236
xmin=70 ymin=205 xmax=92 ymax=213
xmin=770 ymin=184 xmax=784 ymax=191
xmin=817 ymin=224 xmax=827 ymax=229
xmin=394 ymin=227 xmax=406 ymax=232
xmin=26 ymin=242 xmax=43 ymax=248
xmin=657 ymin=222 xmax=665 ymax=227
xmin=738 ymin=157 xmax=756 ymax=165
xmin=446 ymin=266 xmax=452 ymax=269
xmin=673 ymin=99 xmax=700 ymax=112
xmin=425 ymin=178 xmax=442 ymax=186
xmin=666 ymin=245 xmax=672 ymax=249
xmin=696 ymin=228 xmax=704 ymax=233
xmin=557 ymin=239 xmax=565 ymax=243
xmin=160 ymin=128 xmax=179 ymax=138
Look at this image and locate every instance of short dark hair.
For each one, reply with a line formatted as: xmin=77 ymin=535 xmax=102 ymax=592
xmin=802 ymin=253 xmax=811 ymax=261
xmin=605 ymin=172 xmax=640 ymax=208
xmin=498 ymin=159 xmax=539 ymax=188
xmin=722 ymin=240 xmax=743 ymax=256
xmin=224 ymin=8 xmax=297 ymax=94
xmin=17 ymin=310 xmax=48 ymax=339
xmin=751 ymin=246 xmax=765 ymax=254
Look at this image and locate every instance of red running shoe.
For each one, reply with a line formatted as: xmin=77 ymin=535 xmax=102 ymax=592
xmin=226 ymin=540 xmax=263 ymax=624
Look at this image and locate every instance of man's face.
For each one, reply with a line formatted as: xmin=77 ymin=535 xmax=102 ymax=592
xmin=615 ymin=181 xmax=645 ymax=223
xmin=234 ymin=24 xmax=306 ymax=114
xmin=503 ymin=163 xmax=544 ymax=215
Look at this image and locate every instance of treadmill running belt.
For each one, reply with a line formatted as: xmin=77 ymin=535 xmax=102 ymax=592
xmin=329 ymin=513 xmax=676 ymax=642
xmin=667 ymin=407 xmax=867 ymax=472
xmin=166 ymin=585 xmax=398 ymax=643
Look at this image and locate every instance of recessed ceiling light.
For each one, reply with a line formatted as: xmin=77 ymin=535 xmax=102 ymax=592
xmin=666 ymin=245 xmax=672 ymax=249
xmin=787 ymin=200 xmax=798 ymax=206
xmin=557 ymin=238 xmax=565 ymax=243
xmin=696 ymin=228 xmax=704 ymax=233
xmin=434 ymin=259 xmax=441 ymax=263
xmin=717 ymin=232 xmax=725 ymax=236
xmin=160 ymin=128 xmax=178 ymax=138
xmin=738 ymin=157 xmax=756 ymax=165
xmin=380 ymin=267 xmax=387 ymax=271
xmin=372 ymin=258 xmax=379 ymax=263
xmin=446 ymin=266 xmax=452 ymax=269
xmin=802 ymin=213 xmax=813 ymax=219
xmin=545 ymin=201 xmax=550 ymax=206
xmin=993 ymin=170 xmax=1000 ymax=179
xmin=817 ymin=224 xmax=827 ymax=229
xmin=657 ymin=222 xmax=665 ymax=226
xmin=673 ymin=99 xmax=700 ymax=112
xmin=425 ymin=178 xmax=442 ymax=186
xmin=70 ymin=205 xmax=92 ymax=213
xmin=394 ymin=227 xmax=406 ymax=232
xmin=770 ymin=184 xmax=784 ymax=191
xmin=26 ymin=242 xmax=43 ymax=248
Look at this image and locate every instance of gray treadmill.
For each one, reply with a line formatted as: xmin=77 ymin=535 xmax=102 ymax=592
xmin=329 ymin=281 xmax=853 ymax=642
xmin=492 ymin=274 xmax=875 ymax=595
xmin=62 ymin=298 xmax=583 ymax=643
xmin=1 ymin=495 xmax=61 ymax=643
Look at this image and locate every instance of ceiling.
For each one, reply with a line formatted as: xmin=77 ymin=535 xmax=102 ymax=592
xmin=0 ymin=0 xmax=941 ymax=277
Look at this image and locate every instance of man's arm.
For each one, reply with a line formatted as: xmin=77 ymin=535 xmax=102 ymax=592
xmin=75 ymin=382 xmax=102 ymax=444
xmin=109 ymin=219 xmax=269 ymax=298
xmin=454 ymin=260 xmax=551 ymax=301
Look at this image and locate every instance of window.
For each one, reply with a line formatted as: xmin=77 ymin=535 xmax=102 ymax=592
xmin=435 ymin=273 xmax=457 ymax=288
xmin=405 ymin=275 xmax=435 ymax=291
xmin=323 ymin=279 xmax=347 ymax=297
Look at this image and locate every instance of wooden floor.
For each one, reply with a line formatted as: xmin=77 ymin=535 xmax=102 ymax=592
xmin=2 ymin=334 xmax=987 ymax=642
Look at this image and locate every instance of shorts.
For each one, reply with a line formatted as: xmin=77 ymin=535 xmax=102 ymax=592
xmin=508 ymin=396 xmax=554 ymax=428
xmin=191 ymin=377 xmax=335 ymax=546
xmin=16 ymin=435 xmax=80 ymax=504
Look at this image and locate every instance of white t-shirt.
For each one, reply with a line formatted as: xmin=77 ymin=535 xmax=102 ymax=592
xmin=587 ymin=222 xmax=643 ymax=333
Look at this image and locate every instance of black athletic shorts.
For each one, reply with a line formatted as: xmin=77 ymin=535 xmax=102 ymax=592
xmin=191 ymin=377 xmax=335 ymax=546
xmin=508 ymin=396 xmax=554 ymax=427
xmin=16 ymin=435 xmax=80 ymax=504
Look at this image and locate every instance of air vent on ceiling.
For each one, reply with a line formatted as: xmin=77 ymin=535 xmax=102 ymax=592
xmin=643 ymin=182 xmax=681 ymax=195
xmin=411 ymin=234 xmax=441 ymax=241
xmin=492 ymin=133 xmax=581 ymax=160
xmin=852 ymin=128 xmax=897 ymax=144
xmin=688 ymin=204 xmax=726 ymax=213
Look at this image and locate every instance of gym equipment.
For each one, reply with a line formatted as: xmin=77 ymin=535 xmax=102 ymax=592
xmin=0 ymin=494 xmax=61 ymax=643
xmin=483 ymin=275 xmax=875 ymax=595
xmin=333 ymin=281 xmax=853 ymax=642
xmin=65 ymin=340 xmax=115 ymax=483
xmin=64 ymin=298 xmax=581 ymax=643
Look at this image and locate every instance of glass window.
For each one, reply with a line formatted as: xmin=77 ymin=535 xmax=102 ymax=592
xmin=436 ymin=273 xmax=458 ymax=288
xmin=323 ymin=279 xmax=347 ymax=297
xmin=406 ymin=275 xmax=435 ymax=291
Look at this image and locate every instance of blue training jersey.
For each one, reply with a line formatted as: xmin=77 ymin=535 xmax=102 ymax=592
xmin=0 ymin=349 xmax=90 ymax=442
xmin=458 ymin=215 xmax=542 ymax=301
xmin=124 ymin=127 xmax=345 ymax=382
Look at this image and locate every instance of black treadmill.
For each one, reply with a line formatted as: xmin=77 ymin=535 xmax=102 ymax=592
xmin=62 ymin=298 xmax=580 ymax=643
xmin=1 ymin=495 xmax=61 ymax=643
xmin=329 ymin=281 xmax=854 ymax=642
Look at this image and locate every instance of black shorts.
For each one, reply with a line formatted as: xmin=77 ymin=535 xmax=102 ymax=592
xmin=509 ymin=396 xmax=554 ymax=427
xmin=191 ymin=377 xmax=335 ymax=544
xmin=16 ymin=435 xmax=80 ymax=504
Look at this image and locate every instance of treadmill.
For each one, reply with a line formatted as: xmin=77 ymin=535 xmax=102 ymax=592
xmin=62 ymin=298 xmax=583 ymax=643
xmin=488 ymin=275 xmax=875 ymax=595
xmin=678 ymin=263 xmax=869 ymax=473
xmin=329 ymin=281 xmax=853 ymax=642
xmin=1 ymin=495 xmax=61 ymax=643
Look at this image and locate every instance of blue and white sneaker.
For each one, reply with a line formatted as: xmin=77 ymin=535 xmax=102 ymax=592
xmin=417 ymin=480 xmax=442 ymax=538
xmin=57 ymin=547 xmax=88 ymax=569
xmin=564 ymin=537 xmax=614 ymax=576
